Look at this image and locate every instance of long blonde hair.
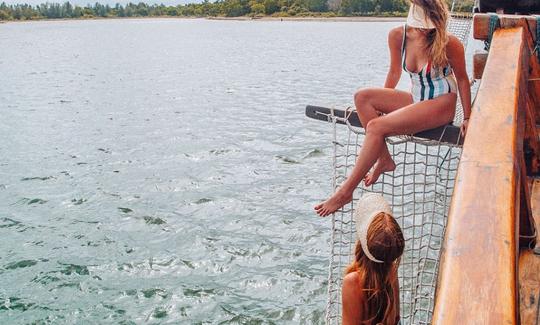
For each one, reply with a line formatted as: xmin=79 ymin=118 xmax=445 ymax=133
xmin=345 ymin=212 xmax=405 ymax=325
xmin=411 ymin=0 xmax=450 ymax=67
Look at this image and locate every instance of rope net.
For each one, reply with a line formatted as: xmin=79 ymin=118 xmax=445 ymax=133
xmin=324 ymin=116 xmax=462 ymax=325
xmin=324 ymin=9 xmax=473 ymax=325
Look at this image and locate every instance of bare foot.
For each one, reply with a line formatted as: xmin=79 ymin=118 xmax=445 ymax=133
xmin=364 ymin=158 xmax=396 ymax=186
xmin=314 ymin=190 xmax=353 ymax=217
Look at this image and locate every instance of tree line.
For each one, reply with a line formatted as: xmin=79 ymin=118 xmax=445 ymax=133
xmin=0 ymin=0 xmax=473 ymax=20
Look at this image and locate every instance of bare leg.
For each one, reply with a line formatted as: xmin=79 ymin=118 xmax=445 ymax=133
xmin=354 ymin=88 xmax=413 ymax=186
xmin=315 ymin=93 xmax=456 ymax=217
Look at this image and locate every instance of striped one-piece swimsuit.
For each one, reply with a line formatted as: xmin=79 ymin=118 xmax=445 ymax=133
xmin=402 ymin=24 xmax=457 ymax=103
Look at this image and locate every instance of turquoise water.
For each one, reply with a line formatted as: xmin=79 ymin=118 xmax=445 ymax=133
xmin=0 ymin=18 xmax=405 ymax=324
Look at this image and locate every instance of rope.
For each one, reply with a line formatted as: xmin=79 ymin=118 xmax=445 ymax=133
xmin=484 ymin=13 xmax=500 ymax=51
xmin=534 ymin=15 xmax=540 ymax=63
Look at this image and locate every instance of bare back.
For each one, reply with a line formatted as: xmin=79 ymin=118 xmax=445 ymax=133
xmin=342 ymin=266 xmax=400 ymax=325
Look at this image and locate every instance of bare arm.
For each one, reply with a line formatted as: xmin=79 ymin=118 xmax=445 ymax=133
xmin=384 ymin=27 xmax=404 ymax=89
xmin=447 ymin=36 xmax=472 ymax=134
xmin=342 ymin=273 xmax=363 ymax=325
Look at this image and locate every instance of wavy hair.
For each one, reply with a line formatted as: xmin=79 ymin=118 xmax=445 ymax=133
xmin=345 ymin=212 xmax=405 ymax=325
xmin=411 ymin=0 xmax=450 ymax=67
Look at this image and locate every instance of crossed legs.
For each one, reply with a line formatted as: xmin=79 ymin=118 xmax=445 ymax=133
xmin=354 ymin=88 xmax=414 ymax=186
xmin=315 ymin=90 xmax=456 ymax=217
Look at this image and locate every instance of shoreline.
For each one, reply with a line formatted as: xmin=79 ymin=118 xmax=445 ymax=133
xmin=208 ymin=16 xmax=405 ymax=22
xmin=1 ymin=15 xmax=405 ymax=24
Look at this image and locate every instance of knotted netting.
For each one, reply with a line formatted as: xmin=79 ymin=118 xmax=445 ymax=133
xmin=324 ymin=112 xmax=462 ymax=325
xmin=323 ymin=5 xmax=475 ymax=325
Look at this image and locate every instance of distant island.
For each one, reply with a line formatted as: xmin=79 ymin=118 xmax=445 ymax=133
xmin=0 ymin=0 xmax=473 ymax=21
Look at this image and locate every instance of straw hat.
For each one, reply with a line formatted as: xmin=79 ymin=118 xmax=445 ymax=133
xmin=354 ymin=193 xmax=393 ymax=263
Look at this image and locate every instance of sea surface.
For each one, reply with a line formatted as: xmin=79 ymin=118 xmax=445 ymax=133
xmin=0 ymin=18 xmax=478 ymax=324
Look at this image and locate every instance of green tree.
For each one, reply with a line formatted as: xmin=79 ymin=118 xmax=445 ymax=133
xmin=250 ymin=2 xmax=265 ymax=14
xmin=262 ymin=0 xmax=278 ymax=14
xmin=0 ymin=8 xmax=11 ymax=19
xmin=306 ymin=0 xmax=326 ymax=12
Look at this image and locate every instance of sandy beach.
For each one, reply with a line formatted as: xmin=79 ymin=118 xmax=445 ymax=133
xmin=208 ymin=16 xmax=406 ymax=22
xmin=1 ymin=15 xmax=406 ymax=24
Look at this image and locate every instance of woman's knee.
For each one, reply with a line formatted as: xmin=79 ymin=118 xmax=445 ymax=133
xmin=365 ymin=118 xmax=387 ymax=137
xmin=354 ymin=88 xmax=373 ymax=107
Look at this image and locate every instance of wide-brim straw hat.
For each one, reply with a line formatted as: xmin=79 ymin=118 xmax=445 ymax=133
xmin=354 ymin=193 xmax=393 ymax=263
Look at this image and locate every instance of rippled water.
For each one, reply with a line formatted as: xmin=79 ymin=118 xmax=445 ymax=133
xmin=0 ymin=18 xmax=477 ymax=324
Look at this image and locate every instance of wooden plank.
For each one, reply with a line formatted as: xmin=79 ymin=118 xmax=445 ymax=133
xmin=530 ymin=178 xmax=540 ymax=239
xmin=432 ymin=27 xmax=529 ymax=325
xmin=519 ymin=178 xmax=540 ymax=325
xmin=519 ymin=250 xmax=540 ymax=325
xmin=518 ymin=29 xmax=537 ymax=248
xmin=473 ymin=52 xmax=489 ymax=79
xmin=520 ymin=178 xmax=540 ymax=324
xmin=304 ymin=105 xmax=463 ymax=145
xmin=520 ymin=154 xmax=536 ymax=248
xmin=527 ymin=30 xmax=540 ymax=127
xmin=473 ymin=13 xmax=538 ymax=41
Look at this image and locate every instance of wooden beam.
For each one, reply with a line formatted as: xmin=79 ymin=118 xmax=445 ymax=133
xmin=529 ymin=178 xmax=540 ymax=241
xmin=519 ymin=249 xmax=540 ymax=325
xmin=526 ymin=26 xmax=540 ymax=126
xmin=304 ymin=105 xmax=463 ymax=145
xmin=517 ymin=27 xmax=537 ymax=248
xmin=432 ymin=27 xmax=529 ymax=325
xmin=473 ymin=52 xmax=489 ymax=79
xmin=520 ymin=154 xmax=536 ymax=248
xmin=473 ymin=13 xmax=538 ymax=41
xmin=519 ymin=179 xmax=540 ymax=324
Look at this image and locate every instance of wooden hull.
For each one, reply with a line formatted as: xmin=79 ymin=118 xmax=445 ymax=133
xmin=432 ymin=13 xmax=540 ymax=325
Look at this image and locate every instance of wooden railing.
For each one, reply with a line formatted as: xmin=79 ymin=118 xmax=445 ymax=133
xmin=432 ymin=15 xmax=539 ymax=324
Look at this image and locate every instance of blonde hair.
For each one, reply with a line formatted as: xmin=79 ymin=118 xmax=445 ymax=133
xmin=411 ymin=0 xmax=450 ymax=67
xmin=345 ymin=212 xmax=405 ymax=325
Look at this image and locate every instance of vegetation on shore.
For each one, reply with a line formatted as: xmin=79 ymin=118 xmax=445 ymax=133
xmin=0 ymin=0 xmax=473 ymax=21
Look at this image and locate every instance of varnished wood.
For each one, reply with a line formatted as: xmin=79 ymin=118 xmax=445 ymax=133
xmin=520 ymin=154 xmax=536 ymax=248
xmin=529 ymin=179 xmax=540 ymax=238
xmin=473 ymin=52 xmax=489 ymax=79
xmin=473 ymin=13 xmax=538 ymax=41
xmin=432 ymin=27 xmax=530 ymax=325
xmin=526 ymin=30 xmax=540 ymax=126
xmin=519 ymin=179 xmax=540 ymax=325
xmin=519 ymin=249 xmax=540 ymax=325
xmin=517 ymin=29 xmax=537 ymax=248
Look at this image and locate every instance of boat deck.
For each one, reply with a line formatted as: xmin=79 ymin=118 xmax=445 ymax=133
xmin=520 ymin=178 xmax=540 ymax=324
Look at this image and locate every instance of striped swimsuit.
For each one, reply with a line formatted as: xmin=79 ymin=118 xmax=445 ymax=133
xmin=402 ymin=24 xmax=457 ymax=103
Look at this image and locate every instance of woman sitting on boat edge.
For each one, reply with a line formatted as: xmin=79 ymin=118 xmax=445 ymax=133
xmin=315 ymin=0 xmax=472 ymax=217
xmin=342 ymin=193 xmax=404 ymax=325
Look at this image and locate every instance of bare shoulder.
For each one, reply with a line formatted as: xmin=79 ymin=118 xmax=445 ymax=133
xmin=343 ymin=272 xmax=363 ymax=295
xmin=446 ymin=34 xmax=465 ymax=56
xmin=342 ymin=272 xmax=364 ymax=324
xmin=388 ymin=25 xmax=404 ymax=46
xmin=342 ymin=272 xmax=364 ymax=312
